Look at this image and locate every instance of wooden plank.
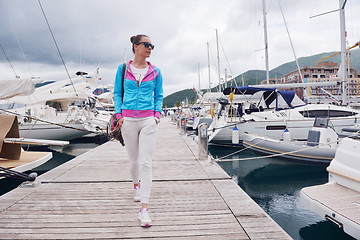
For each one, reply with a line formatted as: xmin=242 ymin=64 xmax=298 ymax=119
xmin=0 ymin=118 xmax=291 ymax=240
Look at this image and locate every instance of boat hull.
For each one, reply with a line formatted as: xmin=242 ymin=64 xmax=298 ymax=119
xmin=19 ymin=122 xmax=88 ymax=141
xmin=243 ymin=133 xmax=336 ymax=165
xmin=327 ymin=136 xmax=360 ymax=192
xmin=210 ymin=117 xmax=358 ymax=145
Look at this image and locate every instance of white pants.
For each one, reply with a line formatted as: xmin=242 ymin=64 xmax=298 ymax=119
xmin=122 ymin=117 xmax=157 ymax=204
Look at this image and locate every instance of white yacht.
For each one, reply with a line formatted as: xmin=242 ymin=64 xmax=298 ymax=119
xmin=0 ymin=85 xmax=68 ymax=179
xmin=0 ymin=72 xmax=110 ymax=141
xmin=300 ymin=133 xmax=360 ymax=239
xmin=208 ymin=86 xmax=359 ymax=144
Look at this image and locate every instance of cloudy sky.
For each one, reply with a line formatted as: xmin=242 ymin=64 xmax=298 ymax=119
xmin=0 ymin=0 xmax=359 ymax=96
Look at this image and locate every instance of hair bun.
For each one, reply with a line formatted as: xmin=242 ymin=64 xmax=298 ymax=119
xmin=130 ymin=36 xmax=136 ymax=43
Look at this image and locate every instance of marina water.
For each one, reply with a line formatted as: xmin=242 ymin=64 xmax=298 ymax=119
xmin=209 ymin=144 xmax=356 ymax=240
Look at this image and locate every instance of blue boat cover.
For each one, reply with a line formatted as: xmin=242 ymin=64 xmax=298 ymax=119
xmin=223 ymin=86 xmax=304 ymax=110
xmin=277 ymin=90 xmax=295 ymax=108
xmin=222 ymin=86 xmax=276 ymax=95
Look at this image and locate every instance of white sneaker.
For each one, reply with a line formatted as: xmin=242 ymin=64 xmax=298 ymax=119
xmin=138 ymin=208 xmax=152 ymax=227
xmin=134 ymin=186 xmax=141 ymax=202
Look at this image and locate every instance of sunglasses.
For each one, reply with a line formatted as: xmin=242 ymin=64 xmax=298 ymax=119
xmin=135 ymin=42 xmax=155 ymax=50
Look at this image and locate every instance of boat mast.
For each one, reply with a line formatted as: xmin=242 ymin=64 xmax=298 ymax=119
xmin=224 ymin=68 xmax=228 ymax=88
xmin=207 ymin=42 xmax=211 ymax=92
xmin=262 ymin=0 xmax=270 ymax=85
xmin=339 ymin=0 xmax=347 ymax=105
xmin=198 ymin=62 xmax=201 ymax=92
xmin=310 ymin=0 xmax=348 ymax=105
xmin=216 ymin=29 xmax=221 ymax=91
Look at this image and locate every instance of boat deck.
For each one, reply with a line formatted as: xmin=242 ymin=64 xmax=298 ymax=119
xmin=301 ymin=183 xmax=360 ymax=239
xmin=0 ymin=118 xmax=291 ymax=240
xmin=0 ymin=151 xmax=52 ymax=171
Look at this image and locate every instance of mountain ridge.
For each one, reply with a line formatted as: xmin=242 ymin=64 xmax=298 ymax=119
xmin=163 ymin=49 xmax=360 ymax=108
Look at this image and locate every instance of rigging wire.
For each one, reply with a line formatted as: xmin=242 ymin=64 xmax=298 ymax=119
xmin=0 ymin=41 xmax=19 ymax=78
xmin=12 ymin=25 xmax=32 ymax=77
xmin=218 ymin=36 xmax=237 ymax=87
xmin=277 ymin=0 xmax=303 ymax=84
xmin=208 ymin=46 xmax=221 ymax=90
xmin=0 ymin=108 xmax=103 ymax=134
xmin=37 ymin=0 xmax=79 ymax=98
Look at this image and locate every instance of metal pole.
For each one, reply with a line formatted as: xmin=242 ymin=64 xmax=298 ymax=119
xmin=339 ymin=0 xmax=347 ymax=105
xmin=207 ymin=42 xmax=211 ymax=92
xmin=198 ymin=123 xmax=208 ymax=160
xmin=262 ymin=0 xmax=270 ymax=85
xmin=216 ymin=29 xmax=221 ymax=91
xmin=198 ymin=62 xmax=201 ymax=92
xmin=225 ymin=68 xmax=228 ymax=88
xmin=180 ymin=117 xmax=186 ymax=135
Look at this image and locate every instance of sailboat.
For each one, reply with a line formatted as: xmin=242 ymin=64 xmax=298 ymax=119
xmin=207 ymin=0 xmax=359 ymax=145
xmin=300 ymin=3 xmax=360 ymax=239
xmin=208 ymin=85 xmax=359 ymax=144
xmin=0 ymin=72 xmax=110 ymax=141
xmin=0 ymin=80 xmax=68 ymax=179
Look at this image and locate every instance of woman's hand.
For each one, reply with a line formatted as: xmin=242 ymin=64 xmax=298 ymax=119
xmin=154 ymin=117 xmax=160 ymax=125
xmin=117 ymin=118 xmax=124 ymax=128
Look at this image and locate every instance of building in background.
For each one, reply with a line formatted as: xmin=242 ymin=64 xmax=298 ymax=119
xmin=262 ymin=61 xmax=360 ymax=104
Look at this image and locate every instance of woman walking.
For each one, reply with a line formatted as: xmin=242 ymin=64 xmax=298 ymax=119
xmin=113 ymin=34 xmax=163 ymax=227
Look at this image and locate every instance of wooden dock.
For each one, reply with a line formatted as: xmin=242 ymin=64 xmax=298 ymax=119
xmin=0 ymin=119 xmax=292 ymax=240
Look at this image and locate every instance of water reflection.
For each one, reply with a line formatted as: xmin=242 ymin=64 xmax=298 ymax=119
xmin=299 ymin=221 xmax=356 ymax=240
xmin=209 ymin=144 xmax=355 ymax=240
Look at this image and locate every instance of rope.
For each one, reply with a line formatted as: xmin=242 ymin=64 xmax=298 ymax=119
xmin=0 ymin=108 xmax=103 ymax=134
xmin=37 ymin=0 xmax=87 ymax=118
xmin=210 ymin=121 xmax=243 ymax=132
xmin=215 ymin=137 xmax=338 ymax=162
xmin=217 ymin=138 xmax=266 ymax=160
xmin=0 ymin=166 xmax=36 ymax=181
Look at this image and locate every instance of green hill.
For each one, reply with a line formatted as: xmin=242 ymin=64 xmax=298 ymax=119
xmin=163 ymin=49 xmax=360 ymax=107
xmin=163 ymin=88 xmax=197 ymax=108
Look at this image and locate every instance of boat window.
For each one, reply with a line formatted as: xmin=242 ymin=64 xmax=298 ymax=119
xmin=35 ymin=81 xmax=55 ymax=88
xmin=266 ymin=125 xmax=287 ymax=130
xmin=46 ymin=101 xmax=62 ymax=111
xmin=299 ymin=110 xmax=358 ymax=118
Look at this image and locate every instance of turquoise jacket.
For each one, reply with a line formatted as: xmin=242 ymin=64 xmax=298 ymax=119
xmin=113 ymin=60 xmax=163 ymax=119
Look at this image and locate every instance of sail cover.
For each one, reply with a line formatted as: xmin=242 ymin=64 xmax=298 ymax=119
xmin=0 ymin=79 xmax=35 ymax=100
xmin=223 ymin=86 xmax=276 ymax=95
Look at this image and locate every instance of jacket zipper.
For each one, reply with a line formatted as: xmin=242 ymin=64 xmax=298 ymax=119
xmin=127 ymin=67 xmax=155 ymax=117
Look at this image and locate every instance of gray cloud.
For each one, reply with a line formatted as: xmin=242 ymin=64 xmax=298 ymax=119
xmin=0 ymin=0 xmax=359 ymax=96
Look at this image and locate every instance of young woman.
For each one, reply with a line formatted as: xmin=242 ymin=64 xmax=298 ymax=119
xmin=113 ymin=34 xmax=163 ymax=227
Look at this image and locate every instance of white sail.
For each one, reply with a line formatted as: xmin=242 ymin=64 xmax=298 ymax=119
xmin=0 ymin=79 xmax=35 ymax=100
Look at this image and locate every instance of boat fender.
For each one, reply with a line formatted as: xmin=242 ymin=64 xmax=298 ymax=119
xmin=229 ymin=92 xmax=234 ymax=102
xmin=232 ymin=126 xmax=239 ymax=145
xmin=210 ymin=108 xmax=214 ymax=118
xmin=283 ymin=129 xmax=291 ymax=142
